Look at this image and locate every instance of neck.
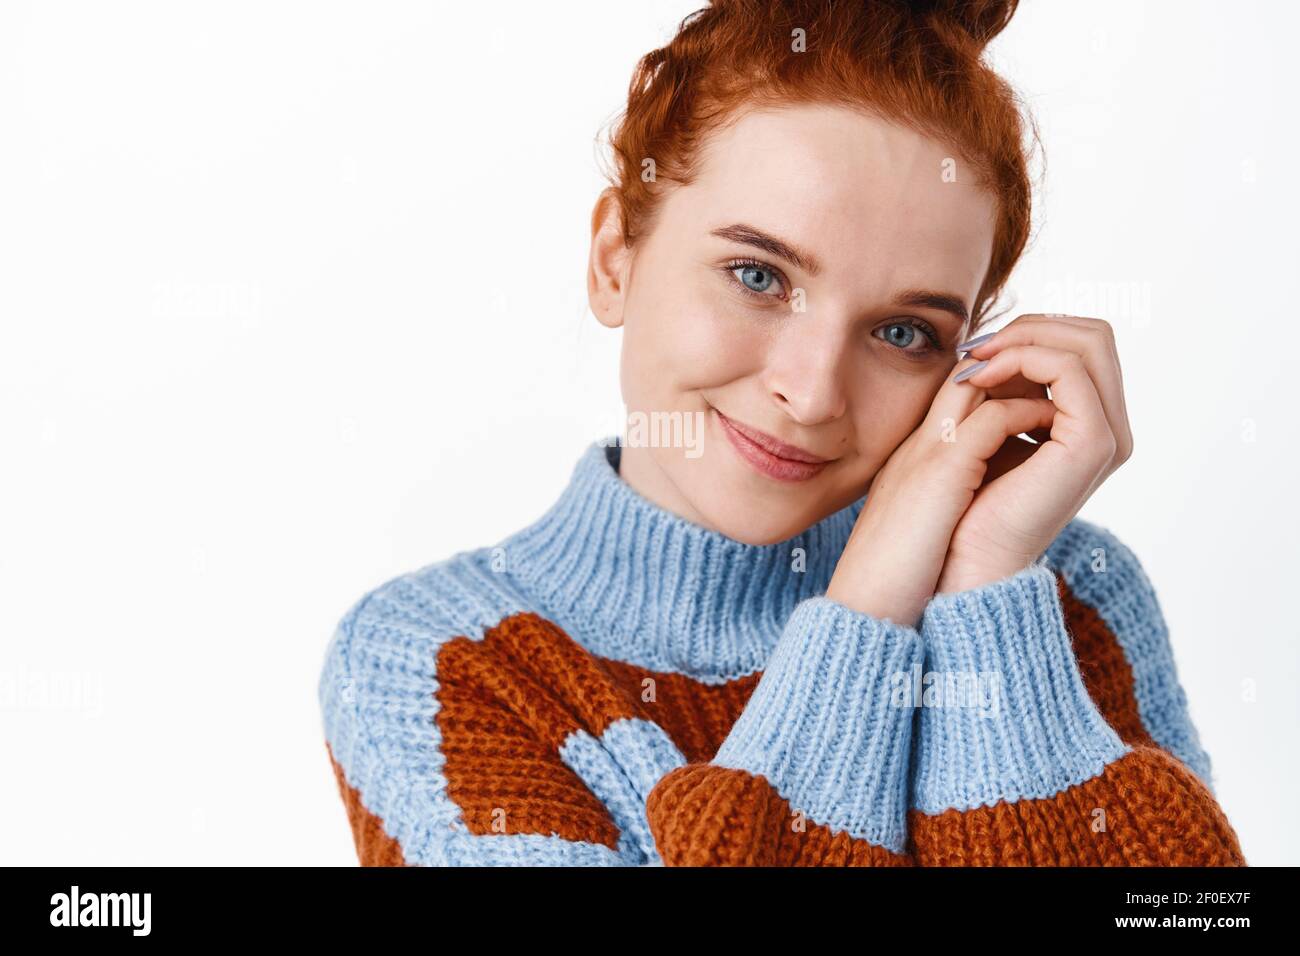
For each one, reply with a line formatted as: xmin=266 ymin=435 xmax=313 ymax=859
xmin=498 ymin=437 xmax=866 ymax=682
xmin=614 ymin=441 xmax=717 ymax=532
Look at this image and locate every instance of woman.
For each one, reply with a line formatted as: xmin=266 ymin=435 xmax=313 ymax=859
xmin=319 ymin=0 xmax=1246 ymax=866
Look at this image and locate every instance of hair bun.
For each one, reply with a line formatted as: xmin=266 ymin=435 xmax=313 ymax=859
xmin=905 ymin=0 xmax=1019 ymax=49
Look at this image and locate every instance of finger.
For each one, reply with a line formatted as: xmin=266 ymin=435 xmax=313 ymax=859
xmin=959 ymin=314 xmax=1131 ymax=463
xmin=955 ymin=344 xmax=1117 ymax=462
xmin=979 ymin=361 xmax=1049 ymax=403
xmin=964 ymin=314 xmax=1122 ymax=402
xmin=963 ymin=313 xmax=1114 ymax=357
xmin=950 ymin=396 xmax=1057 ymax=464
xmin=987 ymin=437 xmax=1040 ymax=481
xmin=985 ymin=434 xmax=1041 ymax=483
xmin=920 ymin=354 xmax=991 ymax=443
xmin=992 ymin=314 xmax=1125 ymax=397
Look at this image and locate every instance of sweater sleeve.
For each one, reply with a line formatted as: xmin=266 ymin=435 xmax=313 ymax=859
xmin=646 ymin=596 xmax=922 ymax=865
xmin=321 ymin=600 xmax=640 ymax=866
xmin=321 ymin=565 xmax=923 ymax=866
xmin=906 ymin=540 xmax=1246 ymax=866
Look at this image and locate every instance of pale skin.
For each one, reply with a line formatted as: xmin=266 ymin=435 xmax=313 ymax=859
xmin=587 ymin=103 xmax=1133 ymax=630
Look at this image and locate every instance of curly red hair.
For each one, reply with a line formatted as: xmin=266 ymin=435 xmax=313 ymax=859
xmin=598 ymin=0 xmax=1039 ymax=331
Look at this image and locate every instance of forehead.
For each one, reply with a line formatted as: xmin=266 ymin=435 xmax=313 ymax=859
xmin=669 ymin=103 xmax=997 ymax=291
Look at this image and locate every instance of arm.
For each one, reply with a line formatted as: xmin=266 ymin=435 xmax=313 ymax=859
xmin=1044 ymin=518 xmax=1214 ymax=785
xmin=319 ymin=586 xmax=637 ymax=866
xmin=647 ymin=596 xmax=921 ymax=866
xmin=906 ymin=535 xmax=1245 ymax=866
xmin=320 ymin=568 xmax=922 ymax=866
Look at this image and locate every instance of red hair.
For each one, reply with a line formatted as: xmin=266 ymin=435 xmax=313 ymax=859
xmin=599 ymin=0 xmax=1039 ymax=331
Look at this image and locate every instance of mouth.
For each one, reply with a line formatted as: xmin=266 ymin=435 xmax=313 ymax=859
xmin=711 ymin=407 xmax=834 ymax=482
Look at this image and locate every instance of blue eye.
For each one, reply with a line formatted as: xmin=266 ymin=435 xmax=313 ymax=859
xmin=723 ymin=258 xmax=787 ymax=300
xmin=738 ymin=265 xmax=775 ymax=293
xmin=875 ymin=320 xmax=941 ymax=356
xmin=883 ymin=323 xmax=917 ymax=348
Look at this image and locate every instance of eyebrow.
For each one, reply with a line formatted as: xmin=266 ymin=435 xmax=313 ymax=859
xmin=891 ymin=289 xmax=971 ymax=326
xmin=710 ymin=223 xmax=822 ymax=276
xmin=710 ymin=222 xmax=971 ymax=325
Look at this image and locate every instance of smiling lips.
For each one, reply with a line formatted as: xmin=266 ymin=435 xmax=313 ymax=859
xmin=713 ymin=407 xmax=833 ymax=482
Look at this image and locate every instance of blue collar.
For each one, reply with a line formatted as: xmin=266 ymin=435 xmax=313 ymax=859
xmin=498 ymin=437 xmax=866 ymax=682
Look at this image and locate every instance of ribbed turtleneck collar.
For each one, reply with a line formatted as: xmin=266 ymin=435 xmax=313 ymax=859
xmin=499 ymin=436 xmax=866 ymax=683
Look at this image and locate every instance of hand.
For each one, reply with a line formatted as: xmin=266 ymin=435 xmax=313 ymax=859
xmin=826 ymin=341 xmax=1068 ymax=629
xmin=934 ymin=313 xmax=1134 ymax=594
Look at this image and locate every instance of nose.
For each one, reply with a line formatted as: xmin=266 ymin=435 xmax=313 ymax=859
xmin=762 ymin=318 xmax=849 ymax=425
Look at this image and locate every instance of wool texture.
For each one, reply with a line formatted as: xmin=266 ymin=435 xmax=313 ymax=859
xmin=319 ymin=437 xmax=1245 ymax=866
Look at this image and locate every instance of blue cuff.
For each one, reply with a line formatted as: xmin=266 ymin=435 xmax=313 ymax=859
xmin=712 ymin=596 xmax=922 ymax=854
xmin=911 ymin=563 xmax=1130 ymax=815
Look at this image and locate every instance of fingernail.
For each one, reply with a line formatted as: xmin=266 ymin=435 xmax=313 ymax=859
xmin=955 ymin=331 xmax=995 ymax=353
xmin=953 ymin=360 xmax=988 ymax=383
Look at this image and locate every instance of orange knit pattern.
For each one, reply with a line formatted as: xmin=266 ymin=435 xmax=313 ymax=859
xmin=325 ymin=571 xmax=1245 ymax=867
xmin=328 ymin=744 xmax=406 ymax=867
xmin=648 ymin=765 xmax=914 ymax=866
xmin=909 ymin=746 xmax=1245 ymax=866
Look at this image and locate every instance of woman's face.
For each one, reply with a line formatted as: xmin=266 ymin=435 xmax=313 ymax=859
xmin=588 ymin=103 xmax=999 ymax=544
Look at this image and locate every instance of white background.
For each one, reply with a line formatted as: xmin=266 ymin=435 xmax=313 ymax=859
xmin=1 ymin=0 xmax=1296 ymax=865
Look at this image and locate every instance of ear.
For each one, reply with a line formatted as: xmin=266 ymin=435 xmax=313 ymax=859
xmin=588 ymin=188 xmax=631 ymax=329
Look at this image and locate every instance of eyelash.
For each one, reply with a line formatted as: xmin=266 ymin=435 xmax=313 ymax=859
xmin=721 ymin=257 xmax=790 ymax=303
xmin=876 ymin=318 xmax=942 ymax=359
xmin=720 ymin=256 xmax=943 ymax=358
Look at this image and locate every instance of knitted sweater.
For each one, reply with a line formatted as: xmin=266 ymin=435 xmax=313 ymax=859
xmin=318 ymin=437 xmax=1246 ymax=866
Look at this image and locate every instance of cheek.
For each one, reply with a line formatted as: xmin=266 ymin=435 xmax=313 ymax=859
xmin=622 ymin=281 xmax=766 ymax=395
xmin=851 ymin=375 xmax=942 ymax=458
